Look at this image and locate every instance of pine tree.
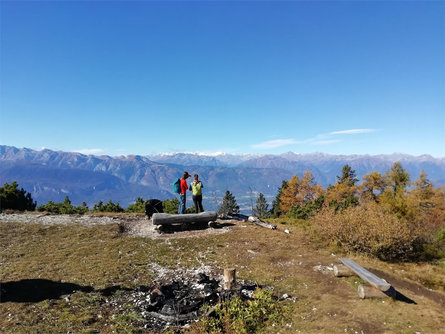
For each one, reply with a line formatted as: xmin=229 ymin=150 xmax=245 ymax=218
xmin=270 ymin=180 xmax=287 ymax=218
xmin=218 ymin=190 xmax=240 ymax=216
xmin=326 ymin=165 xmax=359 ymax=211
xmin=0 ymin=181 xmax=36 ymax=212
xmin=337 ymin=164 xmax=359 ymax=186
xmin=253 ymin=193 xmax=269 ymax=218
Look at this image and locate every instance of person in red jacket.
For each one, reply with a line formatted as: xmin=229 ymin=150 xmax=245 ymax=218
xmin=178 ymin=171 xmax=191 ymax=214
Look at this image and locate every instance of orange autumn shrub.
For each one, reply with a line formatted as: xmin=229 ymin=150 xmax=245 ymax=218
xmin=311 ymin=202 xmax=424 ymax=261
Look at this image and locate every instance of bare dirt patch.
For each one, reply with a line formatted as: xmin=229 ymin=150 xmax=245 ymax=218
xmin=0 ymin=213 xmax=234 ymax=239
xmin=373 ymin=268 xmax=445 ymax=309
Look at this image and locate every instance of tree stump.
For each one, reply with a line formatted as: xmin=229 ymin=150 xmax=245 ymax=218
xmin=223 ymin=268 xmax=236 ymax=290
xmin=358 ymin=284 xmax=395 ymax=299
xmin=333 ymin=264 xmax=355 ymax=277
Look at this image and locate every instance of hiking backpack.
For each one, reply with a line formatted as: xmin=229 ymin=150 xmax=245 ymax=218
xmin=191 ymin=181 xmax=202 ymax=195
xmin=172 ymin=178 xmax=181 ymax=194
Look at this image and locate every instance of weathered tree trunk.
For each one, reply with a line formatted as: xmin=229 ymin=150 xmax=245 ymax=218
xmin=358 ymin=284 xmax=395 ymax=299
xmin=247 ymin=216 xmax=277 ymax=230
xmin=223 ymin=268 xmax=236 ymax=290
xmin=152 ymin=211 xmax=217 ymax=225
xmin=333 ymin=264 xmax=355 ymax=277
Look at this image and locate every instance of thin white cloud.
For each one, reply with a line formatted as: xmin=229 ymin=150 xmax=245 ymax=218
xmin=330 ymin=129 xmax=377 ymax=135
xmin=312 ymin=139 xmax=341 ymax=145
xmin=74 ymin=148 xmax=104 ymax=155
xmin=251 ymin=129 xmax=377 ymax=150
xmin=251 ymin=139 xmax=297 ymax=149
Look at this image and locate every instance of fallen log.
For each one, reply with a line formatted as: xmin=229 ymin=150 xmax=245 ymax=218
xmin=229 ymin=214 xmax=277 ymax=229
xmin=231 ymin=213 xmax=249 ymax=221
xmin=151 ymin=211 xmax=217 ymax=226
xmin=247 ymin=216 xmax=277 ymax=230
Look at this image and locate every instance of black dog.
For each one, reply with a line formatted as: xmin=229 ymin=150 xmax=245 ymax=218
xmin=145 ymin=199 xmax=163 ymax=219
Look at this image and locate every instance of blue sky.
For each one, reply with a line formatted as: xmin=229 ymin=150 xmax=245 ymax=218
xmin=1 ymin=1 xmax=444 ymax=157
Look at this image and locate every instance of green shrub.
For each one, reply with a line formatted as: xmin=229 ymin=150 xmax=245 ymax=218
xmin=199 ymin=288 xmax=282 ymax=334
xmin=421 ymin=227 xmax=445 ymax=260
xmin=37 ymin=197 xmax=88 ymax=214
xmin=125 ymin=197 xmax=146 ymax=213
xmin=93 ymin=200 xmax=124 ymax=213
xmin=162 ymin=198 xmax=179 ymax=214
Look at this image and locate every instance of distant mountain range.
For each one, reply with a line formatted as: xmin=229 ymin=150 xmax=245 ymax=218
xmin=1 ymin=145 xmax=444 ymax=213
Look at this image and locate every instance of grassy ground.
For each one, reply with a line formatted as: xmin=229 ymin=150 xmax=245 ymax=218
xmin=1 ymin=216 xmax=445 ymax=333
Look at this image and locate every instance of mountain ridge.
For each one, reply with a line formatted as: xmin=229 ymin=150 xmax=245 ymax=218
xmin=1 ymin=145 xmax=444 ymax=212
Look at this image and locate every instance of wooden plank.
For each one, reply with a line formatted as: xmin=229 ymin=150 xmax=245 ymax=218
xmin=339 ymin=258 xmax=392 ymax=292
xmin=152 ymin=211 xmax=217 ymax=226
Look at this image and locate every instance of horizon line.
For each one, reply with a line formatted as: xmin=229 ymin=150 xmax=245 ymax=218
xmin=0 ymin=144 xmax=444 ymax=160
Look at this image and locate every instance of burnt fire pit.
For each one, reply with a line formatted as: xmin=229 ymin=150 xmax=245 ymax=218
xmin=141 ymin=273 xmax=218 ymax=325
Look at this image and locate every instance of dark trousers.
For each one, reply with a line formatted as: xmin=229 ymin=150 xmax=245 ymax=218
xmin=193 ymin=195 xmax=204 ymax=213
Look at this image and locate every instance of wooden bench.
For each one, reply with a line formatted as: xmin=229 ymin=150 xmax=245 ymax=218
xmin=339 ymin=258 xmax=396 ymax=299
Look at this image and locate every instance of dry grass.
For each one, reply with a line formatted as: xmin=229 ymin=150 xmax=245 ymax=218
xmin=1 ymin=217 xmax=445 ymax=333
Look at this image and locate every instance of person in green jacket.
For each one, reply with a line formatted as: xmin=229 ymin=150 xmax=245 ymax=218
xmin=190 ymin=174 xmax=204 ymax=213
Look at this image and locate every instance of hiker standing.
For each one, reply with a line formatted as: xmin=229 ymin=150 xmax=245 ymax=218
xmin=190 ymin=174 xmax=204 ymax=213
xmin=178 ymin=171 xmax=191 ymax=214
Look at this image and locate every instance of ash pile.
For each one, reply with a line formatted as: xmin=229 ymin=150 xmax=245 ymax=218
xmin=129 ymin=269 xmax=257 ymax=331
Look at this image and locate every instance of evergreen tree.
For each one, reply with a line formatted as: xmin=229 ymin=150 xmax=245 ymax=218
xmin=326 ymin=165 xmax=359 ymax=211
xmin=270 ymin=180 xmax=287 ymax=218
xmin=218 ymin=190 xmax=240 ymax=216
xmin=0 ymin=181 xmax=36 ymax=212
xmin=253 ymin=193 xmax=269 ymax=218
xmin=337 ymin=164 xmax=359 ymax=186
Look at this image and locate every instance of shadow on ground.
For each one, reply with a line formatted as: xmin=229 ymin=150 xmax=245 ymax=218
xmin=0 ymin=279 xmax=94 ymax=303
xmin=158 ymin=221 xmax=235 ymax=234
xmin=393 ymin=289 xmax=417 ymax=304
xmin=374 ymin=269 xmax=445 ymax=309
xmin=0 ymin=279 xmax=151 ymax=303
